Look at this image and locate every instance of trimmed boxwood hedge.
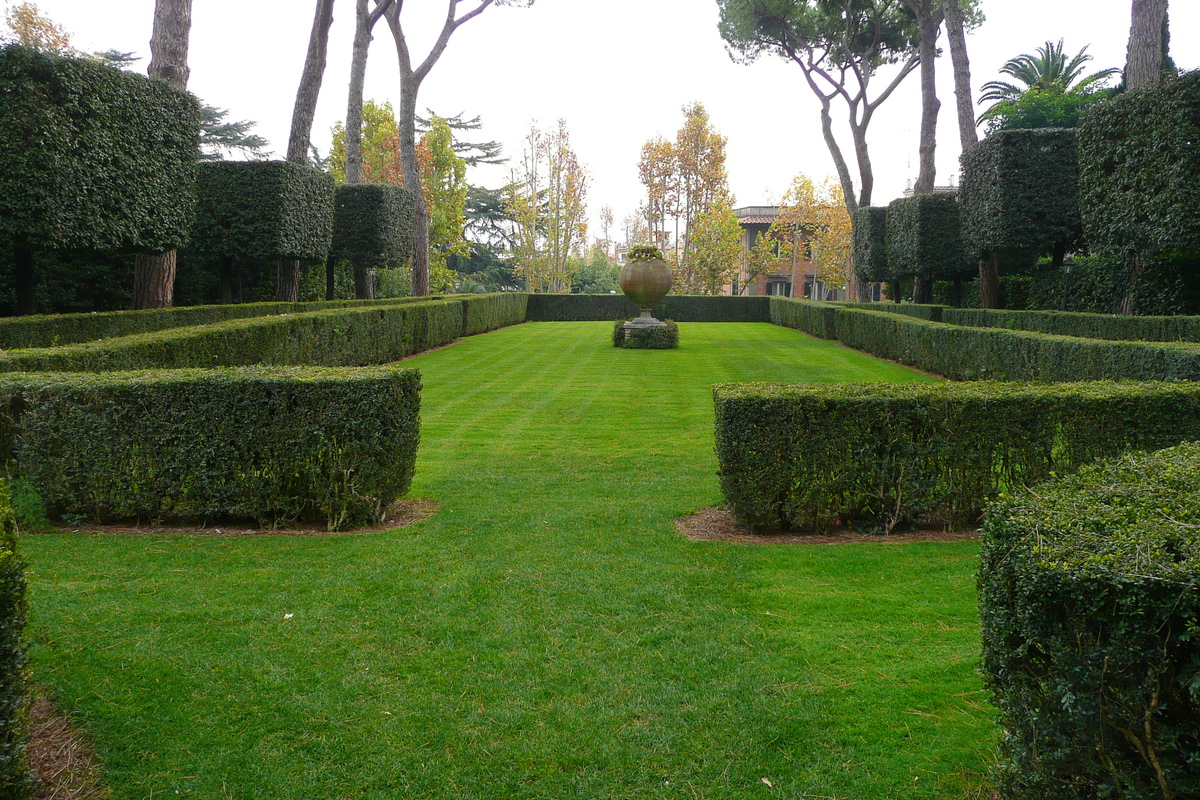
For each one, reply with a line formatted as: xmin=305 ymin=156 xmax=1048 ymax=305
xmin=1080 ymin=70 xmax=1200 ymax=258
xmin=330 ymin=184 xmax=417 ymax=268
xmin=885 ymin=193 xmax=971 ymax=280
xmin=943 ymin=307 xmax=1200 ymax=343
xmin=189 ymin=161 xmax=334 ymax=263
xmin=851 ymin=206 xmax=889 ymax=282
xmin=833 ymin=301 xmax=944 ymax=322
xmin=714 ymin=380 xmax=1200 ymax=532
xmin=612 ymin=319 xmax=679 ymax=349
xmin=0 ymin=44 xmax=199 ymax=254
xmin=959 ymin=128 xmax=1081 ymax=258
xmin=525 ymin=294 xmax=770 ymax=322
xmin=980 ymin=442 xmax=1200 ymax=799
xmin=0 ymin=481 xmax=30 ymax=799
xmin=0 ymin=367 xmax=420 ymax=529
xmin=461 ymin=293 xmax=528 ymax=336
xmin=771 ymin=298 xmax=1200 ymax=381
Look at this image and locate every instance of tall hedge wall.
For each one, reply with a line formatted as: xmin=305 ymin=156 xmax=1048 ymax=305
xmin=0 ymin=481 xmax=30 ymax=799
xmin=851 ymin=206 xmax=889 ymax=282
xmin=189 ymin=161 xmax=334 ymax=263
xmin=0 ymin=44 xmax=199 ymax=254
xmin=330 ymin=184 xmax=416 ymax=268
xmin=885 ymin=193 xmax=971 ymax=279
xmin=980 ymin=442 xmax=1200 ymax=798
xmin=525 ymin=294 xmax=770 ymax=322
xmin=1 ymin=367 xmax=420 ymax=529
xmin=770 ymin=298 xmax=1200 ymax=381
xmin=714 ymin=380 xmax=1200 ymax=532
xmin=1080 ymin=70 xmax=1200 ymax=257
xmin=959 ymin=128 xmax=1081 ymax=258
xmin=943 ymin=307 xmax=1200 ymax=343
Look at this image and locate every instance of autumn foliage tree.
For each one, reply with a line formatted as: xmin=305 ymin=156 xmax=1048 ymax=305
xmin=687 ymin=201 xmax=743 ymax=295
xmin=330 ymin=100 xmax=403 ymax=185
xmin=772 ymin=175 xmax=853 ymax=295
xmin=416 ymin=115 xmax=468 ymax=292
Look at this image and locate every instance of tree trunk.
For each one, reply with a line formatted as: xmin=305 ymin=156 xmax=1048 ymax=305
xmin=13 ymin=244 xmax=36 ymax=316
xmin=133 ymin=251 xmax=177 ymax=309
xmin=276 ymin=258 xmax=300 ymax=302
xmin=890 ymin=280 xmax=902 ymax=303
xmin=912 ymin=275 xmax=933 ymax=305
xmin=397 ymin=69 xmax=430 ymax=296
xmin=346 ymin=0 xmax=389 ymax=184
xmin=1125 ymin=0 xmax=1168 ymax=90
xmin=134 ymin=0 xmax=192 ymax=310
xmin=979 ymin=253 xmax=1002 ymax=309
xmin=912 ymin=1 xmax=941 ymax=193
xmin=219 ymin=255 xmax=234 ymax=303
xmin=353 ymin=263 xmax=375 ymax=299
xmin=288 ymin=0 xmax=336 ymax=164
xmin=943 ymin=0 xmax=978 ymax=150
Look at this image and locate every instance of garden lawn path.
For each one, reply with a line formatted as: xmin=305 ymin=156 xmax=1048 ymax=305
xmin=22 ymin=321 xmax=993 ymax=799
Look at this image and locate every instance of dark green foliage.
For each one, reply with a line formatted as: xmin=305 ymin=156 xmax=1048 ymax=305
xmin=1079 ymin=71 xmax=1200 ymax=258
xmin=835 ymin=301 xmax=944 ymax=321
xmin=714 ymin=381 xmax=1200 ymax=532
xmin=851 ymin=206 xmax=889 ymax=281
xmin=0 ymin=481 xmax=30 ymax=799
xmin=885 ymin=193 xmax=971 ymax=279
xmin=771 ymin=297 xmax=1200 ymax=381
xmin=189 ymin=161 xmax=334 ymax=263
xmin=460 ymin=293 xmax=527 ymax=336
xmin=525 ymin=294 xmax=770 ymax=322
xmin=0 ymin=44 xmax=199 ymax=254
xmin=330 ymin=184 xmax=417 ymax=268
xmin=612 ymin=320 xmax=679 ymax=349
xmin=0 ymin=300 xmax=468 ymax=373
xmin=943 ymin=307 xmax=1200 ymax=342
xmin=959 ymin=128 xmax=1081 ymax=258
xmin=0 ymin=367 xmax=419 ymax=529
xmin=980 ymin=443 xmax=1200 ymax=799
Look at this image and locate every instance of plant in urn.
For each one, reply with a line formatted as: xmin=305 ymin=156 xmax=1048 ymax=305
xmin=620 ymin=245 xmax=673 ymax=330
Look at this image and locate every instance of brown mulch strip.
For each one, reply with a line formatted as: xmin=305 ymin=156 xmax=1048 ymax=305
xmin=46 ymin=498 xmax=438 ymax=537
xmin=676 ymin=507 xmax=979 ymax=545
xmin=29 ymin=694 xmax=107 ymax=800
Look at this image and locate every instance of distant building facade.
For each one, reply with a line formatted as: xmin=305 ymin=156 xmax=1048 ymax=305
xmin=728 ymin=206 xmax=846 ymax=300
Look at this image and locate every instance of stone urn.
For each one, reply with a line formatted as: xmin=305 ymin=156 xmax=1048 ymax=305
xmin=620 ymin=247 xmax=673 ymax=329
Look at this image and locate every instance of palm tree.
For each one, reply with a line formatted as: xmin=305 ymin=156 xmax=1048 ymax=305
xmin=978 ymin=40 xmax=1118 ymax=119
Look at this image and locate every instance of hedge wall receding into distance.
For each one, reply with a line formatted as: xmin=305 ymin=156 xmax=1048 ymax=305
xmin=2 ymin=367 xmax=421 ymax=529
xmin=525 ymin=294 xmax=770 ymax=322
xmin=713 ymin=380 xmax=1200 ymax=532
xmin=942 ymin=307 xmax=1200 ymax=343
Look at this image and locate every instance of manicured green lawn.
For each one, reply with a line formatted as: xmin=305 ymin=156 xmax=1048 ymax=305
xmin=23 ymin=322 xmax=993 ymax=799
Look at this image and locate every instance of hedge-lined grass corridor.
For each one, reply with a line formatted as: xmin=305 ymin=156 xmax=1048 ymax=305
xmin=22 ymin=322 xmax=993 ymax=799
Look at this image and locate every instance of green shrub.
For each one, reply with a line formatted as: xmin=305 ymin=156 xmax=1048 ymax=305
xmin=0 ymin=44 xmax=199 ymax=254
xmin=526 ymin=294 xmax=770 ymax=322
xmin=1 ymin=367 xmax=420 ymax=529
xmin=771 ymin=298 xmax=1200 ymax=381
xmin=851 ymin=206 xmax=889 ymax=281
xmin=959 ymin=128 xmax=1081 ymax=259
xmin=1080 ymin=70 xmax=1200 ymax=258
xmin=612 ymin=319 xmax=679 ymax=349
xmin=713 ymin=381 xmax=1200 ymax=532
xmin=189 ymin=161 xmax=334 ymax=263
xmin=0 ymin=480 xmax=30 ymax=799
xmin=980 ymin=442 xmax=1200 ymax=799
xmin=330 ymin=184 xmax=416 ymax=268
xmin=460 ymin=293 xmax=527 ymax=336
xmin=943 ymin=307 xmax=1200 ymax=343
xmin=833 ymin=301 xmax=944 ymax=322
xmin=0 ymin=299 xmax=467 ymax=373
xmin=885 ymin=193 xmax=971 ymax=280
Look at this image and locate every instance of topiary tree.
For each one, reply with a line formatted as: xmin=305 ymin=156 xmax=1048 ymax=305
xmin=0 ymin=44 xmax=199 ymax=315
xmin=885 ymin=193 xmax=971 ymax=303
xmin=188 ymin=161 xmax=334 ymax=303
xmin=329 ymin=184 xmax=417 ymax=299
xmin=851 ymin=206 xmax=890 ymax=299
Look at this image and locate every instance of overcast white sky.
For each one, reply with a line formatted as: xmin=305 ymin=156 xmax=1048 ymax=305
xmin=9 ymin=0 xmax=1199 ymax=242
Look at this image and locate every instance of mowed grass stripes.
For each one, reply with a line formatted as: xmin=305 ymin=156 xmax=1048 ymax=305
xmin=21 ymin=322 xmax=992 ymax=799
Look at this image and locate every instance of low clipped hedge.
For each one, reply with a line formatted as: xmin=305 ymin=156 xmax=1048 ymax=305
xmin=943 ymin=307 xmax=1200 ymax=343
xmin=612 ymin=320 xmax=679 ymax=349
xmin=980 ymin=442 xmax=1200 ymax=799
xmin=833 ymin=301 xmax=944 ymax=322
xmin=771 ymin=298 xmax=1200 ymax=381
xmin=851 ymin=206 xmax=889 ymax=282
xmin=713 ymin=381 xmax=1200 ymax=532
xmin=526 ymin=294 xmax=770 ymax=322
xmin=0 ymin=481 xmax=30 ymax=799
xmin=1 ymin=367 xmax=420 ymax=529
xmin=461 ymin=293 xmax=528 ymax=336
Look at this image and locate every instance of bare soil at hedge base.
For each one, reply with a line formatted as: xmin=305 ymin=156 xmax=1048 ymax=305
xmin=676 ymin=506 xmax=980 ymax=545
xmin=29 ymin=694 xmax=107 ymax=800
xmin=44 ymin=498 xmax=438 ymax=537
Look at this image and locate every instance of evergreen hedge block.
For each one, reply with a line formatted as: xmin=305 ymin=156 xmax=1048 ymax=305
xmin=1 ymin=367 xmax=420 ymax=529
xmin=330 ymin=184 xmax=417 ymax=268
xmin=190 ymin=161 xmax=334 ymax=263
xmin=0 ymin=481 xmax=30 ymax=799
xmin=0 ymin=44 xmax=199 ymax=254
xmin=959 ymin=128 xmax=1081 ymax=258
xmin=851 ymin=206 xmax=889 ymax=281
xmin=1080 ymin=70 xmax=1200 ymax=257
xmin=460 ymin=293 xmax=527 ymax=336
xmin=885 ymin=193 xmax=971 ymax=280
xmin=834 ymin=301 xmax=944 ymax=322
xmin=980 ymin=442 xmax=1200 ymax=799
xmin=943 ymin=307 xmax=1200 ymax=343
xmin=714 ymin=381 xmax=1200 ymax=532
xmin=525 ymin=294 xmax=770 ymax=322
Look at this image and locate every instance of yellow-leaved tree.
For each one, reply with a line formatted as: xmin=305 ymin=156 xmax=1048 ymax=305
xmin=687 ymin=202 xmax=743 ymax=295
xmin=772 ymin=175 xmax=852 ymax=297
